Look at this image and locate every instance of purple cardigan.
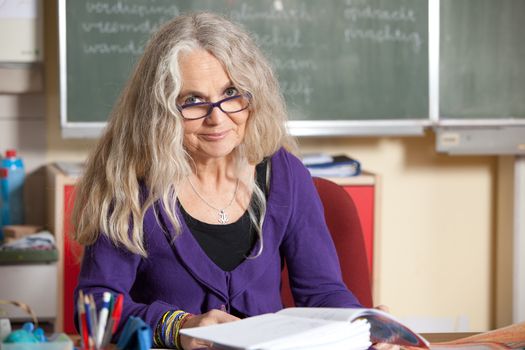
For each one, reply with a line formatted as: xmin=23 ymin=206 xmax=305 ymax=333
xmin=75 ymin=148 xmax=360 ymax=335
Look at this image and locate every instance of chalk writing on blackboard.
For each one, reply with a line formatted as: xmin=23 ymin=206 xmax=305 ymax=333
xmin=343 ymin=1 xmax=422 ymax=53
xmin=63 ymin=0 xmax=429 ymax=126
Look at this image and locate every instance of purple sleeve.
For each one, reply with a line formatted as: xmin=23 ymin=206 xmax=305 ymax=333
xmin=279 ymin=152 xmax=362 ymax=308
xmin=74 ymin=235 xmax=175 ymax=339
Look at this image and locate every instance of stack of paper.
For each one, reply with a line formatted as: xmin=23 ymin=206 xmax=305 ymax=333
xmin=302 ymin=153 xmax=334 ymax=166
xmin=181 ymin=313 xmax=370 ymax=350
xmin=305 ymin=155 xmax=361 ymax=178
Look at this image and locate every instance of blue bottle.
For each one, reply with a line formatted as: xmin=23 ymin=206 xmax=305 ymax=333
xmin=0 ymin=167 xmax=7 ymax=238
xmin=0 ymin=149 xmax=25 ymax=232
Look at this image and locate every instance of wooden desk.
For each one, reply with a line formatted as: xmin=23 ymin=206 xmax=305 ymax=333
xmin=421 ymin=333 xmax=478 ymax=343
xmin=70 ymin=333 xmax=479 ymax=349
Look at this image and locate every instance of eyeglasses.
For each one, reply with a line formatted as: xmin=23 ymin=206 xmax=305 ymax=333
xmin=177 ymin=93 xmax=252 ymax=120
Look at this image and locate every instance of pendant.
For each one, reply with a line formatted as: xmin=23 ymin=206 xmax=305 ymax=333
xmin=218 ymin=209 xmax=229 ymax=224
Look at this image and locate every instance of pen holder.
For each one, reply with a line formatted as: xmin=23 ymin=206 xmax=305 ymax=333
xmin=116 ymin=317 xmax=152 ymax=350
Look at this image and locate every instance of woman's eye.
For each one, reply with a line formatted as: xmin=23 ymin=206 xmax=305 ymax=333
xmin=224 ymin=87 xmax=239 ymax=97
xmin=182 ymin=96 xmax=203 ymax=105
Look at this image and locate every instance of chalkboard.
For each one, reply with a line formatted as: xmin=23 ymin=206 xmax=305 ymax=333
xmin=59 ymin=0 xmax=429 ymax=136
xmin=60 ymin=0 xmax=525 ymax=137
xmin=440 ymin=0 xmax=525 ymax=121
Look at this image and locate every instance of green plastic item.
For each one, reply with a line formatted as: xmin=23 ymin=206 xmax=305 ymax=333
xmin=0 ymin=250 xmax=58 ymax=265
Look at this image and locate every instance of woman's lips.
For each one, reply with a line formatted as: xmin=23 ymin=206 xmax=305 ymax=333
xmin=201 ymin=130 xmax=230 ymax=141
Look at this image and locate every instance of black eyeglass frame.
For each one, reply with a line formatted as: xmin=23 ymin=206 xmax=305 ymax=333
xmin=176 ymin=92 xmax=252 ymax=120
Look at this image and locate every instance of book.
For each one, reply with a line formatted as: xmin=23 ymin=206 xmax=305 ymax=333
xmin=302 ymin=153 xmax=334 ymax=166
xmin=306 ymin=155 xmax=361 ymax=178
xmin=180 ymin=307 xmax=429 ymax=350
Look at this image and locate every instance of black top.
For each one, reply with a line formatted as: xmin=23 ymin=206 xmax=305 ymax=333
xmin=180 ymin=160 xmax=268 ymax=272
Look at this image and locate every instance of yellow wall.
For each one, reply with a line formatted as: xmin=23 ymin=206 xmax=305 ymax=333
xmin=299 ymin=136 xmax=497 ymax=331
xmin=42 ymin=0 xmax=514 ymax=332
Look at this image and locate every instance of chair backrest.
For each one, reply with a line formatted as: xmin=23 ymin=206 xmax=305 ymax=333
xmin=280 ymin=177 xmax=373 ymax=308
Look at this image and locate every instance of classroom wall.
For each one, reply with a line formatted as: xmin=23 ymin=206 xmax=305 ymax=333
xmin=0 ymin=59 xmax=49 ymax=228
xmin=0 ymin=91 xmax=46 ymax=173
xmin=0 ymin=1 xmax=514 ymax=333
xmin=299 ymin=136 xmax=497 ymax=332
xmin=41 ymin=125 xmax=506 ymax=332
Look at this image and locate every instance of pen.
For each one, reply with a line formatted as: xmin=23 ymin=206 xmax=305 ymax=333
xmin=107 ymin=293 xmax=115 ymax=315
xmin=99 ymin=293 xmax=123 ymax=349
xmin=84 ymin=294 xmax=97 ymax=348
xmin=89 ymin=294 xmax=98 ymax=346
xmin=111 ymin=294 xmax=124 ymax=334
xmin=100 ymin=318 xmax=114 ymax=349
xmin=96 ymin=292 xmax=111 ymax=349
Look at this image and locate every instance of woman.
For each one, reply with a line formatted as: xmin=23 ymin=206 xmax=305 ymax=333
xmin=73 ymin=12 xmax=362 ymax=349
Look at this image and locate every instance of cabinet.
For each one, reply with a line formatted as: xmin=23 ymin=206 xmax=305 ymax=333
xmin=0 ymin=264 xmax=57 ymax=322
xmin=47 ymin=165 xmax=378 ymax=332
xmin=46 ymin=165 xmax=80 ymax=333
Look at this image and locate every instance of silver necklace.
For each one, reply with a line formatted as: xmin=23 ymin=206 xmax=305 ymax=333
xmin=187 ymin=177 xmax=240 ymax=224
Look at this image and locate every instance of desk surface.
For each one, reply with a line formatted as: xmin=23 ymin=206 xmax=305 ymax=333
xmin=422 ymin=333 xmax=478 ymax=343
xmin=70 ymin=333 xmax=478 ymax=348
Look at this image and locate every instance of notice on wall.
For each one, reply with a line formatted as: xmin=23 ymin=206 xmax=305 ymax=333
xmin=0 ymin=0 xmax=38 ymax=19
xmin=0 ymin=0 xmax=42 ymax=62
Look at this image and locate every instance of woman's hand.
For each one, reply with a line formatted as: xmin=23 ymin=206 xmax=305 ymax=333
xmin=179 ymin=309 xmax=240 ymax=349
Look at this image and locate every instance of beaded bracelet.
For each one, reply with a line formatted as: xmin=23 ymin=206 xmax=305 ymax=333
xmin=154 ymin=310 xmax=194 ymax=349
xmin=175 ymin=312 xmax=194 ymax=349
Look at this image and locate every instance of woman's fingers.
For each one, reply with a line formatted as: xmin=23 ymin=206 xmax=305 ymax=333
xmin=375 ymin=343 xmax=401 ymax=350
xmin=180 ymin=309 xmax=240 ymax=349
xmin=375 ymin=304 xmax=390 ymax=313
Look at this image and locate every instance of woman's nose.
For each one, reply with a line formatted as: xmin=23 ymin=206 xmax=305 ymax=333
xmin=204 ymin=104 xmax=227 ymax=124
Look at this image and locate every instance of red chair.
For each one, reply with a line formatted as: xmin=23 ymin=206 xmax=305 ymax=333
xmin=281 ymin=177 xmax=373 ymax=308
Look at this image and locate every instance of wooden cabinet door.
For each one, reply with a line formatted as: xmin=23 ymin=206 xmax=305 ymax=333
xmin=63 ymin=184 xmax=81 ymax=334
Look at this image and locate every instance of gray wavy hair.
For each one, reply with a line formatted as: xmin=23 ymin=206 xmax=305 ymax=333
xmin=72 ymin=12 xmax=296 ymax=257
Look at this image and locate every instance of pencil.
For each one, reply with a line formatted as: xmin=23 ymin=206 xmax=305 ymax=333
xmin=89 ymin=294 xmax=98 ymax=345
xmin=78 ymin=291 xmax=88 ymax=350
